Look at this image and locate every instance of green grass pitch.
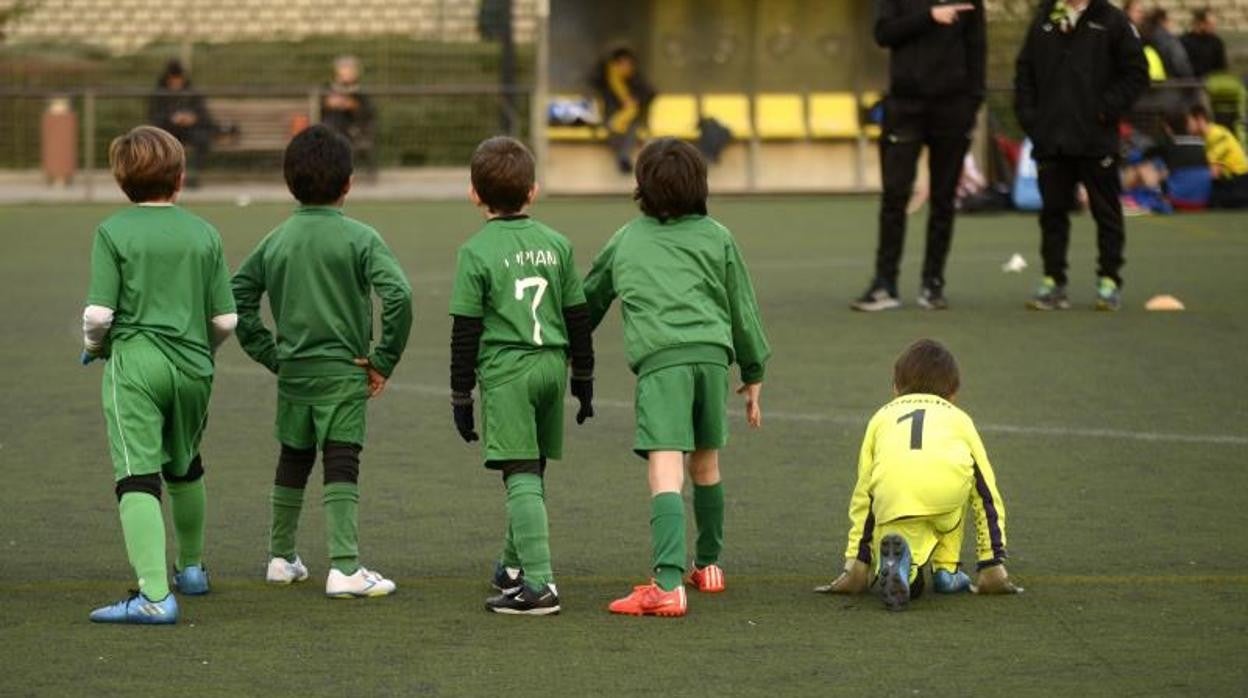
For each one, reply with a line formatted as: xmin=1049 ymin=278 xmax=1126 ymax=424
xmin=0 ymin=197 xmax=1245 ymax=695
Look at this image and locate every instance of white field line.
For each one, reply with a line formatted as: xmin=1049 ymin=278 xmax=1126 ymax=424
xmin=216 ymin=364 xmax=1248 ymax=447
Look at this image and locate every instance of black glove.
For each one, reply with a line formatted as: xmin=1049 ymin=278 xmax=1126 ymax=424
xmin=451 ymin=392 xmax=479 ymax=443
xmin=570 ymin=377 xmax=594 ymax=425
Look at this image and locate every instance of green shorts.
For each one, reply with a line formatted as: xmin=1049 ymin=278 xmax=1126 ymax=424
xmin=102 ymin=335 xmax=213 ymax=482
xmin=275 ymin=374 xmax=368 ymax=449
xmin=481 ymin=351 xmax=566 ymax=464
xmin=276 ymin=397 xmax=367 ymax=450
xmin=634 ymin=362 xmax=729 ymax=454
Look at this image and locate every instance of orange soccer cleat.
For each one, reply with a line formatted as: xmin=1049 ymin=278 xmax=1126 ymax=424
xmin=608 ymin=581 xmax=687 ymax=617
xmin=687 ymin=564 xmax=726 ymax=593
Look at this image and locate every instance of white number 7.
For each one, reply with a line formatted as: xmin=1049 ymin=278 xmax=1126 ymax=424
xmin=514 ymin=276 xmax=549 ymax=345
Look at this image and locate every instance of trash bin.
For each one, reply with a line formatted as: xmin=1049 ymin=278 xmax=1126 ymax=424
xmin=41 ymin=97 xmax=78 ymax=187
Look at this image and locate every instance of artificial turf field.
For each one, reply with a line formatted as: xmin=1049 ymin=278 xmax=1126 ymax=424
xmin=0 ymin=196 xmax=1245 ymax=696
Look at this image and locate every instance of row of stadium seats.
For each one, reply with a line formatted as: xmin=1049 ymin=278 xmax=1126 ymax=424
xmin=548 ymin=92 xmax=881 ymax=143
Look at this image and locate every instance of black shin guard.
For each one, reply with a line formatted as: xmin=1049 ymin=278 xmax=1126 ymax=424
xmin=496 ymin=457 xmax=546 ymax=482
xmin=115 ymin=473 xmax=162 ymax=502
xmin=163 ymin=455 xmax=205 ymax=484
xmin=275 ymin=444 xmax=316 ymax=489
xmin=323 ymin=441 xmax=361 ymax=485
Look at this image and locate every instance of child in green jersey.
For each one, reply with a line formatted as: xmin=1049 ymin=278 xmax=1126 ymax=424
xmin=82 ymin=126 xmax=237 ymax=624
xmin=232 ymin=125 xmax=412 ymax=598
xmin=449 ymin=136 xmax=595 ymax=615
xmin=585 ymin=138 xmax=771 ymax=617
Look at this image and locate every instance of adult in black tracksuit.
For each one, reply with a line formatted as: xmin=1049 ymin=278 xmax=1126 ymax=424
xmin=1014 ymin=0 xmax=1148 ymax=311
xmin=852 ymin=0 xmax=985 ymax=312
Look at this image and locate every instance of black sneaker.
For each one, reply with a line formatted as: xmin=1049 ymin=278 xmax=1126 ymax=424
xmin=850 ymin=280 xmax=901 ymax=312
xmin=485 ymin=583 xmax=561 ymax=615
xmin=490 ymin=562 xmax=525 ymax=595
xmin=916 ymin=284 xmax=948 ymax=310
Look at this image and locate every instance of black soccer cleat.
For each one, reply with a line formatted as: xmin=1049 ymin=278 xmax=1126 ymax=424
xmin=851 ymin=280 xmax=902 ymax=312
xmin=486 ymin=583 xmax=561 ymax=616
xmin=1026 ymin=276 xmax=1071 ymax=311
xmin=490 ymin=562 xmax=525 ymax=596
xmin=916 ymin=284 xmax=949 ymax=310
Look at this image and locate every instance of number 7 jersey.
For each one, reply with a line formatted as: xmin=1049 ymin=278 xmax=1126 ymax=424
xmin=450 ymin=216 xmax=587 ymax=388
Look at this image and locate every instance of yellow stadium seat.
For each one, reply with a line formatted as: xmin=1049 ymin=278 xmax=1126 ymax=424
xmin=701 ymin=94 xmax=752 ymax=139
xmin=756 ymin=94 xmax=807 ymax=139
xmin=808 ymin=92 xmax=859 ymax=139
xmin=648 ymin=94 xmax=700 ymax=140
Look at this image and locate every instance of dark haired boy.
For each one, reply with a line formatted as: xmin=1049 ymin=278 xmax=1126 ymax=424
xmin=83 ymin=126 xmax=237 ymax=623
xmin=232 ymin=125 xmax=412 ymax=598
xmin=584 ymin=138 xmax=770 ymax=617
xmin=1188 ymin=105 xmax=1248 ymax=208
xmin=819 ymin=339 xmax=1020 ymax=611
xmin=450 ymin=136 xmax=594 ymax=615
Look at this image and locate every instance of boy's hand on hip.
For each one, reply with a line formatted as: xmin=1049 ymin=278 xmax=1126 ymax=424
xmin=451 ymin=392 xmax=479 ymax=443
xmin=570 ymin=377 xmax=594 ymax=424
xmin=353 ymin=358 xmax=387 ymax=398
xmin=971 ymin=564 xmax=1024 ymax=595
xmin=931 ymin=4 xmax=974 ymax=24
xmin=737 ymin=382 xmax=762 ymax=428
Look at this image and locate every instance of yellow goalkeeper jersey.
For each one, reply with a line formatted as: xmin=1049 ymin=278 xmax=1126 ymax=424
xmin=843 ymin=394 xmax=1008 ymax=566
xmin=1206 ymin=123 xmax=1248 ymax=178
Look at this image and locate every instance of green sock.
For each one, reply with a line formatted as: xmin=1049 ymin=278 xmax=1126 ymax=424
xmin=650 ymin=492 xmax=686 ymax=591
xmin=501 ymin=520 xmax=522 ymax=570
xmin=693 ymin=482 xmax=725 ymax=568
xmin=324 ymin=483 xmax=360 ymax=575
xmin=505 ymin=473 xmax=553 ymax=589
xmin=118 ymin=492 xmax=169 ymax=601
xmin=270 ymin=485 xmax=305 ymax=562
xmin=165 ymin=478 xmax=206 ymax=570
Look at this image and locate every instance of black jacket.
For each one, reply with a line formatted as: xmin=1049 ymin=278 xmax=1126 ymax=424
xmin=1014 ymin=0 xmax=1149 ymax=159
xmin=1181 ymin=32 xmax=1228 ymax=77
xmin=148 ymin=81 xmax=216 ymax=136
xmin=874 ymin=0 xmax=986 ymax=101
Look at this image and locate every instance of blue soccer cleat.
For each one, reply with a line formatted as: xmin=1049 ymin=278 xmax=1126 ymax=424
xmin=877 ymin=534 xmax=913 ymax=612
xmin=89 ymin=590 xmax=179 ymax=625
xmin=80 ymin=351 xmax=97 ymax=365
xmin=933 ymin=568 xmax=972 ymax=594
xmin=173 ymin=564 xmax=210 ymax=595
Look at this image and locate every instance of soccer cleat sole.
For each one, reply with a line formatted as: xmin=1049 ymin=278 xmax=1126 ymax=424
xmin=326 ymin=588 xmax=394 ymax=599
xmin=1025 ymin=299 xmax=1071 ymax=311
xmin=1094 ymin=300 xmax=1121 ymax=312
xmin=608 ymin=605 xmax=687 ymax=617
xmin=850 ymin=299 xmax=902 ymax=312
xmin=878 ymin=535 xmax=911 ymax=612
xmin=486 ymin=604 xmax=561 ymax=616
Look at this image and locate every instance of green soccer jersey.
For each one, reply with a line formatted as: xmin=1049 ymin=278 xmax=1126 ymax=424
xmin=232 ymin=206 xmax=413 ymax=399
xmin=86 ymin=204 xmax=235 ymax=378
xmin=583 ymin=214 xmax=770 ymax=382
xmin=449 ymin=216 xmax=586 ymax=388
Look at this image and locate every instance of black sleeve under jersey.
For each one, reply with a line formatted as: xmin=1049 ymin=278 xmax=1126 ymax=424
xmin=562 ymin=303 xmax=594 ymax=380
xmin=450 ymin=314 xmax=484 ymax=395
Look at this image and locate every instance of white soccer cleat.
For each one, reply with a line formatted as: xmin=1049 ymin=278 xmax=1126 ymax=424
xmin=266 ymin=556 xmax=310 ymax=585
xmin=325 ymin=566 xmax=396 ymax=599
